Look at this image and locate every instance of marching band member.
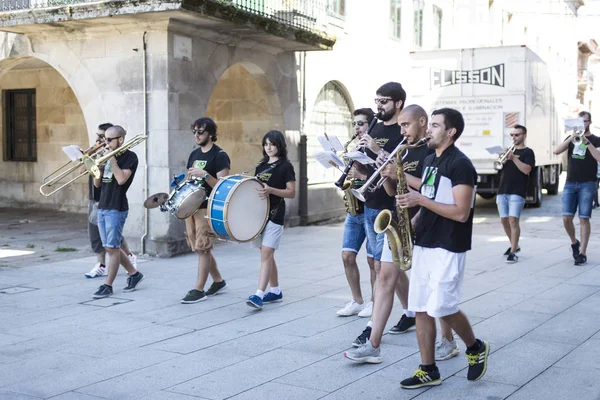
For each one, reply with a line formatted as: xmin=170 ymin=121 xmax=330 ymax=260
xmin=181 ymin=117 xmax=230 ymax=303
xmin=397 ymin=108 xmax=489 ymax=388
xmin=349 ymin=82 xmax=405 ymax=347
xmin=337 ymin=108 xmax=376 ymax=318
xmin=246 ymin=130 xmax=296 ymax=310
xmin=85 ymin=123 xmax=137 ymax=279
xmin=496 ymin=124 xmax=535 ymax=263
xmin=553 ymin=111 xmax=600 ymax=266
xmin=92 ymin=126 xmax=143 ymax=298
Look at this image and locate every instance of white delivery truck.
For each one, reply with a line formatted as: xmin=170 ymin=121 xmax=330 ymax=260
xmin=407 ymin=45 xmax=562 ymax=207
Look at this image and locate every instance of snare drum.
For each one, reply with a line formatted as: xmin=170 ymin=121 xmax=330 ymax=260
xmin=207 ymin=175 xmax=269 ymax=242
xmin=164 ymin=180 xmax=206 ymax=219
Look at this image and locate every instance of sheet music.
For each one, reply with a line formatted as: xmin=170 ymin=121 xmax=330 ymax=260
xmin=485 ymin=146 xmax=504 ymax=155
xmin=345 ymin=151 xmax=376 ymax=165
xmin=317 ymin=135 xmax=344 ymax=152
xmin=62 ymin=145 xmax=84 ymax=161
xmin=565 ymin=118 xmax=584 ymax=131
xmin=314 ymin=151 xmax=344 ymax=169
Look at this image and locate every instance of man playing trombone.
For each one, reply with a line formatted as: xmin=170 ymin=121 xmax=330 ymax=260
xmin=92 ymin=125 xmax=144 ymax=298
xmin=554 ymin=111 xmax=600 ymax=266
xmin=496 ymin=124 xmax=535 ymax=263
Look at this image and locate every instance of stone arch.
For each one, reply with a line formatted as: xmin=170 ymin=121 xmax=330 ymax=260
xmin=307 ymin=80 xmax=354 ymax=184
xmin=0 ymin=54 xmax=89 ymax=212
xmin=206 ymin=62 xmax=285 ymax=174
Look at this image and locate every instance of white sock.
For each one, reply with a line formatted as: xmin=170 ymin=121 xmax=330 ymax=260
xmin=255 ymin=289 xmax=265 ymax=298
xmin=367 ymin=320 xmax=373 ymax=328
xmin=404 ymin=310 xmax=416 ymax=318
xmin=270 ymin=286 xmax=281 ymax=295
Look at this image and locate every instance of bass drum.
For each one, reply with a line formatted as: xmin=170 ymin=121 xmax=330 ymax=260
xmin=207 ymin=175 xmax=269 ymax=242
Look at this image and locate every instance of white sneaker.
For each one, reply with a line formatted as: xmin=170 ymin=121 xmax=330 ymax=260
xmin=128 ymin=253 xmax=137 ymax=268
xmin=357 ymin=301 xmax=373 ymax=318
xmin=336 ymin=300 xmax=364 ymax=316
xmin=85 ymin=263 xmax=107 ymax=279
xmin=435 ymin=336 xmax=460 ymax=361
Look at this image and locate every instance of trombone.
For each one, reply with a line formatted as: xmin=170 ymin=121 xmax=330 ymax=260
xmin=351 ymin=137 xmax=429 ymax=202
xmin=39 ymin=134 xmax=147 ymax=196
xmin=493 ymin=145 xmax=515 ymax=171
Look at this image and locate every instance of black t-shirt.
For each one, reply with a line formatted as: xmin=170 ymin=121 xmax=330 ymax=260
xmin=566 ymin=134 xmax=600 ymax=183
xmin=98 ymin=150 xmax=138 ymax=211
xmin=415 ymin=145 xmax=477 ymax=253
xmin=187 ymin=145 xmax=231 ymax=209
xmin=498 ymin=147 xmax=536 ymax=197
xmin=89 ymin=175 xmax=100 ymax=202
xmin=255 ymin=159 xmax=296 ymax=226
xmin=364 ymin=123 xmax=402 ymax=210
xmin=402 ymin=144 xmax=435 ymax=219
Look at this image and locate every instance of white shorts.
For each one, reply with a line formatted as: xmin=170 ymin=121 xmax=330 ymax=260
xmin=381 ymin=234 xmax=393 ymax=263
xmin=407 ymin=245 xmax=466 ymax=318
xmin=252 ymin=220 xmax=284 ymax=250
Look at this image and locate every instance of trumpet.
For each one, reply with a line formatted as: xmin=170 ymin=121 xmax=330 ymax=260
xmin=39 ymin=134 xmax=147 ymax=196
xmin=572 ymin=130 xmax=583 ymax=146
xmin=493 ymin=145 xmax=515 ymax=171
xmin=351 ymin=137 xmax=429 ymax=202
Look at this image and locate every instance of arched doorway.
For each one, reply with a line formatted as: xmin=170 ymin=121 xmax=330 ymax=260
xmin=308 ymin=81 xmax=354 ymax=185
xmin=206 ymin=63 xmax=285 ymax=174
xmin=0 ymin=56 xmax=88 ymax=212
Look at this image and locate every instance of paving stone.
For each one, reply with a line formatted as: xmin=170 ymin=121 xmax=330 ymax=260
xmin=469 ymin=309 xmax=553 ymax=347
xmin=460 ymin=290 xmax=531 ymax=319
xmin=408 ymin=376 xmax=518 ymax=399
xmin=0 ymin=391 xmax=42 ymax=399
xmin=318 ymin=373 xmax=425 ymax=400
xmin=227 ymin=382 xmax=328 ymax=400
xmin=507 ymin=366 xmax=600 ymax=400
xmin=555 ymin=338 xmax=600 ymax=371
xmin=524 ymin=309 xmax=600 ymax=345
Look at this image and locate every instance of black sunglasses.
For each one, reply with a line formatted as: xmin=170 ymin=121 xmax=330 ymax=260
xmin=105 ymin=136 xmax=121 ymax=143
xmin=352 ymin=120 xmax=368 ymax=127
xmin=192 ymin=129 xmax=206 ymax=135
xmin=374 ymin=97 xmax=393 ymax=105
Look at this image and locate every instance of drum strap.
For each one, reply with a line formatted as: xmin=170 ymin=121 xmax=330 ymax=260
xmin=256 ymin=161 xmax=283 ymax=221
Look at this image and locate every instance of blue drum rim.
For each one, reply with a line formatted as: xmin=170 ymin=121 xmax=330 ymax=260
xmin=207 ymin=175 xmax=270 ymax=242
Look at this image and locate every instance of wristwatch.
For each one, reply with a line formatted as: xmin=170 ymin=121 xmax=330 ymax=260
xmin=203 ymin=172 xmax=210 ymax=180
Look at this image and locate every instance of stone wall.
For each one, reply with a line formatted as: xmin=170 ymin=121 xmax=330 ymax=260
xmin=0 ymin=66 xmax=88 ymax=212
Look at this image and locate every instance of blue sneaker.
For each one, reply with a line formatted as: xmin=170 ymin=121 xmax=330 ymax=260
xmin=262 ymin=291 xmax=283 ymax=303
xmin=246 ymin=295 xmax=263 ymax=310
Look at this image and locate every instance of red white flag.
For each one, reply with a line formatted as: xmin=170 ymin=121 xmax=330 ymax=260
xmin=504 ymin=112 xmax=519 ymax=128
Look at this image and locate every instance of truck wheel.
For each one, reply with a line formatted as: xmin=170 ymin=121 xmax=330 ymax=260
xmin=531 ymin=166 xmax=543 ymax=208
xmin=546 ymin=164 xmax=560 ymax=195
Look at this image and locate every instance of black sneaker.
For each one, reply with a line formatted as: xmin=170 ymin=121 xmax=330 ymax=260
xmin=503 ymin=246 xmax=521 ymax=256
xmin=400 ymin=365 xmax=442 ymax=389
xmin=574 ymin=254 xmax=588 ymax=266
xmin=205 ymin=280 xmax=226 ymax=296
xmin=506 ymin=253 xmax=518 ymax=263
xmin=389 ymin=314 xmax=416 ymax=334
xmin=352 ymin=326 xmax=372 ymax=347
xmin=181 ymin=289 xmax=207 ymax=304
xmin=466 ymin=339 xmax=490 ymax=381
xmin=93 ymin=284 xmax=113 ymax=299
xmin=123 ymin=272 xmax=144 ymax=292
xmin=571 ymin=240 xmax=581 ymax=259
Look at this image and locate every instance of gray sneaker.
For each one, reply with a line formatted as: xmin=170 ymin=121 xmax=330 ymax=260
xmin=435 ymin=336 xmax=460 ymax=361
xmin=344 ymin=340 xmax=382 ymax=364
xmin=181 ymin=289 xmax=207 ymax=304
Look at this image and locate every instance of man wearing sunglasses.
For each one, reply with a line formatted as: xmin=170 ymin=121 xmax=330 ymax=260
xmin=85 ymin=123 xmax=137 ymax=279
xmin=554 ymin=111 xmax=600 ymax=266
xmin=337 ymin=108 xmax=376 ymax=318
xmin=349 ymin=82 xmax=406 ymax=347
xmin=496 ymin=125 xmax=535 ymax=263
xmin=92 ymin=126 xmax=143 ymax=299
xmin=181 ymin=117 xmax=230 ymax=304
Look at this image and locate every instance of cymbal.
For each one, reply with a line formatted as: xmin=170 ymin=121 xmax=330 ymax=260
xmin=143 ymin=192 xmax=169 ymax=209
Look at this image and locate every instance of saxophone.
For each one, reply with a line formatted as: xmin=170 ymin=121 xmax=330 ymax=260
xmin=373 ymin=137 xmax=429 ymax=271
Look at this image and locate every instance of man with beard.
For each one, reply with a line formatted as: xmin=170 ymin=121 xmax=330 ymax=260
xmin=181 ymin=117 xmax=230 ymax=303
xmin=348 ymin=82 xmax=408 ymax=348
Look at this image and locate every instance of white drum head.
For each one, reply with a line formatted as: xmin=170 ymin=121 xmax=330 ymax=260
xmin=225 ymin=178 xmax=269 ymax=241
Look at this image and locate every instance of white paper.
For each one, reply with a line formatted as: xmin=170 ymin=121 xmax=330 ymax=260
xmin=565 ymin=117 xmax=584 ymax=131
xmin=62 ymin=145 xmax=84 ymax=161
xmin=345 ymin=150 xmax=376 ymax=165
xmin=314 ymin=151 xmax=344 ymax=169
xmin=317 ymin=135 xmax=344 ymax=152
xmin=485 ymin=146 xmax=504 ymax=155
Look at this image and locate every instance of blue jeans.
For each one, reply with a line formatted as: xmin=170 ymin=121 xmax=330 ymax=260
xmin=342 ymin=212 xmax=370 ymax=256
xmin=97 ymin=209 xmax=128 ymax=248
xmin=562 ymin=181 xmax=596 ymax=219
xmin=363 ymin=205 xmax=385 ymax=261
xmin=496 ymin=194 xmax=526 ymax=218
